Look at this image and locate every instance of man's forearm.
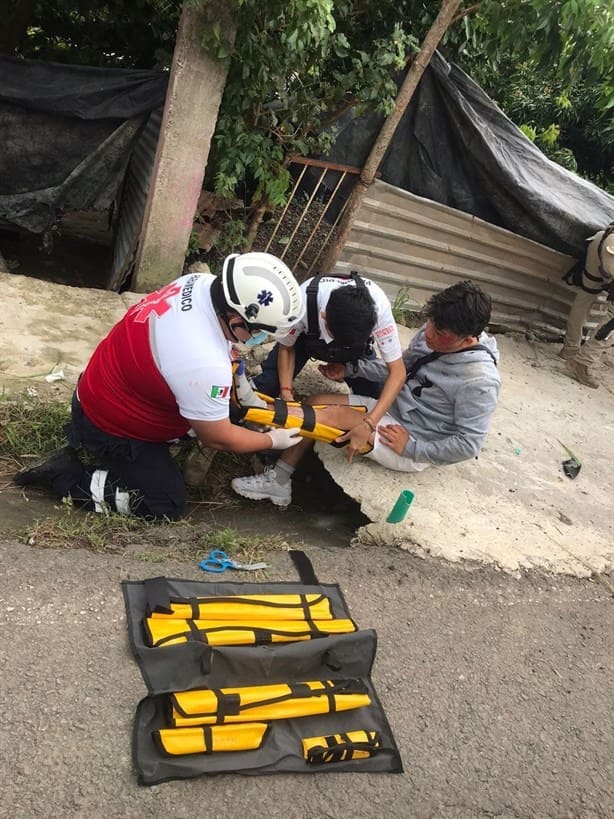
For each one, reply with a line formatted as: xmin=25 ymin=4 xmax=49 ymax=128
xmin=191 ymin=418 xmax=273 ymax=453
xmin=403 ymin=431 xmax=485 ymax=465
xmin=362 ymin=358 xmax=405 ymax=424
xmin=345 ymin=356 xmax=389 ymax=383
xmin=277 ymin=345 xmax=296 ymax=396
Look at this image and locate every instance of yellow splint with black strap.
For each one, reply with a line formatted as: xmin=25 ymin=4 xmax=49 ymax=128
xmin=144 ymin=616 xmax=357 ymax=648
xmin=170 ymin=679 xmax=371 ymax=726
xmin=148 ymin=592 xmax=334 ymax=621
xmin=239 ymin=398 xmax=373 ymax=453
xmin=302 ymin=730 xmax=382 ymax=764
xmin=156 ymin=722 xmax=270 ymax=756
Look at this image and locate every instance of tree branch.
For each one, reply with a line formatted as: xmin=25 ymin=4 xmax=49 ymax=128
xmin=451 ymin=2 xmax=482 ymax=24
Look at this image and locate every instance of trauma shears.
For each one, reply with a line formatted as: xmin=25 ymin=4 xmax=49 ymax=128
xmin=199 ymin=549 xmax=268 ymax=573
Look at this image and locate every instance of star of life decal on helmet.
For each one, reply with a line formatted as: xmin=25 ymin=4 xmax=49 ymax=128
xmin=257 ymin=289 xmax=274 ymax=306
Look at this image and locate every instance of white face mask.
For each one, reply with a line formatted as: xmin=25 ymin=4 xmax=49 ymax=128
xmin=244 ymin=331 xmax=270 ymax=348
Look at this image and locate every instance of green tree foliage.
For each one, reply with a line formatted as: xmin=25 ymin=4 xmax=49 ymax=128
xmin=447 ymin=1 xmax=614 ymax=113
xmin=443 ymin=2 xmax=614 ymax=192
xmin=5 ymin=0 xmax=182 ymax=68
xmin=201 ymin=0 xmax=613 ymax=208
xmin=201 ymin=0 xmax=418 ymax=207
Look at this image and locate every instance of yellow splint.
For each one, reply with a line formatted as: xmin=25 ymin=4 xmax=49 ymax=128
xmin=156 ymin=722 xmax=270 ymax=756
xmin=240 ymin=400 xmax=371 ymax=452
xmin=302 ymin=730 xmax=382 ymax=764
xmin=144 ymin=617 xmax=357 ymax=648
xmin=170 ymin=679 xmax=371 ymax=726
xmin=148 ymin=593 xmax=334 ymax=621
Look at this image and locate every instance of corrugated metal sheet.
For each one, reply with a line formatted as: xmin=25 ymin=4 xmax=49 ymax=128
xmin=108 ymin=108 xmax=163 ymax=290
xmin=334 ymin=179 xmax=606 ymax=333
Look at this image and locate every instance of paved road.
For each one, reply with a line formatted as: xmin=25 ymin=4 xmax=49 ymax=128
xmin=0 ymin=538 xmax=612 ymax=819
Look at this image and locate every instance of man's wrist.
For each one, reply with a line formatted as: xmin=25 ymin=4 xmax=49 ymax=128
xmin=362 ymin=416 xmax=376 ymax=433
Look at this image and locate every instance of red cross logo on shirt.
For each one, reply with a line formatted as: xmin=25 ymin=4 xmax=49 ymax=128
xmin=132 ymin=283 xmax=182 ymax=323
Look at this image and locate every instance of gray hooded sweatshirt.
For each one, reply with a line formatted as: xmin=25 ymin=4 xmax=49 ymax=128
xmin=348 ymin=327 xmax=501 ymax=466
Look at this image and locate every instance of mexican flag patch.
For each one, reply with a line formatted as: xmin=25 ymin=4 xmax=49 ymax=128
xmin=210 ymin=385 xmax=230 ymax=398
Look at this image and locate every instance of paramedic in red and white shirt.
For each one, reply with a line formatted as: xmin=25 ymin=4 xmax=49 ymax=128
xmin=253 ymin=272 xmax=406 ymax=456
xmin=15 ymin=253 xmax=304 ymax=520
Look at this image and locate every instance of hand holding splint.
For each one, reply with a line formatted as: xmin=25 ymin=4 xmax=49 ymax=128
xmin=377 ymin=424 xmax=410 ymax=455
xmin=267 ymin=427 xmax=302 ymax=450
xmin=336 ymin=419 xmax=373 ymax=463
xmin=318 ymin=363 xmax=345 ymax=382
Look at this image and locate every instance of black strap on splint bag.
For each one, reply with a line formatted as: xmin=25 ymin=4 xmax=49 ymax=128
xmin=122 ymin=569 xmax=403 ymax=783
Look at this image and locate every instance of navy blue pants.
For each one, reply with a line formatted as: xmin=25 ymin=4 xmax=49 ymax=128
xmin=64 ymin=394 xmax=187 ymax=520
xmin=253 ymin=337 xmax=383 ymax=399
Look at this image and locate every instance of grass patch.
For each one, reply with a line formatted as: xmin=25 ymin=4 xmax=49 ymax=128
xmin=24 ymin=506 xmax=292 ymax=568
xmin=0 ymin=390 xmax=243 ymax=503
xmin=202 ymin=526 xmax=255 ymax=552
xmin=0 ymin=391 xmax=71 ymax=471
xmin=133 ymin=551 xmax=168 ymax=563
xmin=3 ymin=392 xmax=304 ymax=560
xmin=200 ymin=526 xmax=293 ymax=563
xmin=391 ymin=282 xmax=412 ymax=324
xmin=25 ymin=502 xmax=164 ymax=552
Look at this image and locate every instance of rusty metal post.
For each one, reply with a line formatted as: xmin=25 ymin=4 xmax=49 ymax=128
xmin=321 ymin=0 xmax=463 ymax=271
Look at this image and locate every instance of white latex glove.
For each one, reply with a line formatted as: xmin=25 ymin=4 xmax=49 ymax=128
xmin=267 ymin=427 xmax=302 ymax=450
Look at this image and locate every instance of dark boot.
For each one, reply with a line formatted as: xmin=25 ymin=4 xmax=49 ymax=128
xmin=14 ymin=445 xmax=84 ymax=493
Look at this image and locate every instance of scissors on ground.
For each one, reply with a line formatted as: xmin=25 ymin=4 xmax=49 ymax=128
xmin=199 ymin=549 xmax=268 ymax=573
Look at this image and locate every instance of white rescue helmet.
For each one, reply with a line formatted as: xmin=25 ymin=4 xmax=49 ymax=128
xmin=221 ymin=252 xmax=304 ymax=333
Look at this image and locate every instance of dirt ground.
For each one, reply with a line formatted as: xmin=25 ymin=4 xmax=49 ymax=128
xmin=1 ymin=270 xmax=613 ymax=579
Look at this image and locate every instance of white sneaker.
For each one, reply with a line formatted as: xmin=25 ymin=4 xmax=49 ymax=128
xmin=231 ymin=467 xmax=292 ymax=507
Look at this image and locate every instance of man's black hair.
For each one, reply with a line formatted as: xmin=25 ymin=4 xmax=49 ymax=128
xmin=326 ymin=286 xmax=377 ymax=346
xmin=423 ymin=280 xmax=492 ymax=337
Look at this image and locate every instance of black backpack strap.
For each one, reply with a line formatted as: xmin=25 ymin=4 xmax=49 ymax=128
xmin=565 ymin=223 xmax=614 ymax=292
xmin=306 ymin=273 xmax=324 ymax=340
xmin=405 ymin=343 xmax=497 ymax=382
xmin=561 ymin=259 xmax=584 ymax=288
xmin=348 ymin=270 xmax=367 ymax=292
xmin=405 ymin=351 xmax=442 ymax=382
xmin=470 ymin=343 xmax=498 ymax=365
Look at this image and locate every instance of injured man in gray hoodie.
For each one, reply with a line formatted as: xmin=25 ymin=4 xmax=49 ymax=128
xmin=231 ymin=281 xmax=501 ymax=507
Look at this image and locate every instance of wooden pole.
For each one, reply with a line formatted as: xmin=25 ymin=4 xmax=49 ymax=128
xmin=321 ymin=0 xmax=463 ymax=271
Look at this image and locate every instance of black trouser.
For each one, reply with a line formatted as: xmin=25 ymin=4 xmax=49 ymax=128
xmin=253 ymin=337 xmax=383 ymax=400
xmin=65 ymin=393 xmax=187 ymax=521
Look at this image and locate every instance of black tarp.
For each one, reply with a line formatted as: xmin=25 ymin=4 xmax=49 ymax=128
xmin=0 ymin=56 xmax=168 ymax=234
xmin=321 ymin=52 xmax=614 ymax=258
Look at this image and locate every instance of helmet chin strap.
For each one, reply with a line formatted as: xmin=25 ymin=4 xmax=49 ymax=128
xmin=220 ymin=312 xmax=245 ymax=343
xmin=211 ymin=275 xmax=246 ymax=343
